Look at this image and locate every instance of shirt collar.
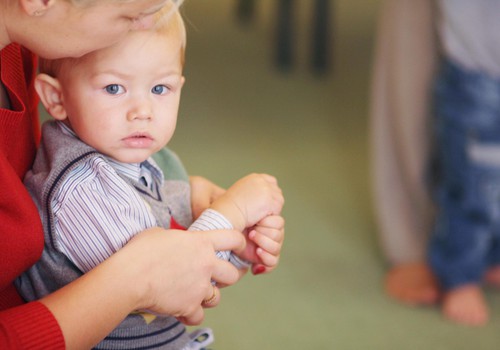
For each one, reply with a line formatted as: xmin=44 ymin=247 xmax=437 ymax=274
xmin=106 ymin=157 xmax=164 ymax=186
xmin=56 ymin=120 xmax=164 ymax=184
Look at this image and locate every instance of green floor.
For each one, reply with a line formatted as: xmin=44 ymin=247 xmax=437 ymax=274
xmin=39 ymin=0 xmax=500 ymax=348
xmin=171 ymin=1 xmax=500 ymax=349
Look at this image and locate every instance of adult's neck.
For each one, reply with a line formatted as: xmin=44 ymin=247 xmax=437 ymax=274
xmin=0 ymin=2 xmax=11 ymax=52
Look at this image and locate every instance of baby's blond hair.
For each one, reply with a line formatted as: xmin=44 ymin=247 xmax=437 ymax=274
xmin=153 ymin=0 xmax=187 ymax=66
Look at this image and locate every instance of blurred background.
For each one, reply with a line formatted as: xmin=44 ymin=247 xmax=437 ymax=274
xmin=170 ymin=1 xmax=500 ymax=349
xmin=40 ymin=0 xmax=500 ymax=348
xmin=167 ymin=0 xmax=500 ymax=350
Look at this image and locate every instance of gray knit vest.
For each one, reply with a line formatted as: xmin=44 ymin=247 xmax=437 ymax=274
xmin=16 ymin=121 xmax=194 ymax=349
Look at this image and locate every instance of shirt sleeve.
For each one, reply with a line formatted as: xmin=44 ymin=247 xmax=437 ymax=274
xmin=189 ymin=209 xmax=251 ymax=269
xmin=52 ymin=159 xmax=156 ymax=273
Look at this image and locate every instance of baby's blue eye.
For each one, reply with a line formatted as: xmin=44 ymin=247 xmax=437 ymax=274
xmin=105 ymin=84 xmax=124 ymax=95
xmin=152 ymin=85 xmax=168 ymax=95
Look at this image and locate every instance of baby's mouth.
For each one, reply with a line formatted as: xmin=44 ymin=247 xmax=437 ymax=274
xmin=125 ymin=132 xmax=152 ymax=139
xmin=122 ymin=132 xmax=154 ymax=147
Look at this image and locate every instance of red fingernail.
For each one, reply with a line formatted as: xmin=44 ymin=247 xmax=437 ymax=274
xmin=253 ymin=266 xmax=266 ymax=275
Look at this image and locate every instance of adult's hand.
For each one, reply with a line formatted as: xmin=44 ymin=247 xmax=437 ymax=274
xmin=40 ymin=227 xmax=245 ymax=349
xmin=128 ymin=227 xmax=245 ymax=324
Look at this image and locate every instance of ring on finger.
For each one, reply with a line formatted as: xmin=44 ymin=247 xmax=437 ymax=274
xmin=202 ymin=285 xmax=217 ymax=306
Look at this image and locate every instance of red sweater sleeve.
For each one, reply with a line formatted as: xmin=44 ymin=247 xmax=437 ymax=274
xmin=0 ymin=286 xmax=64 ymax=349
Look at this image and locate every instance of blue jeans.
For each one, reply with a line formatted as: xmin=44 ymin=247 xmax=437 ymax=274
xmin=429 ymin=59 xmax=500 ymax=290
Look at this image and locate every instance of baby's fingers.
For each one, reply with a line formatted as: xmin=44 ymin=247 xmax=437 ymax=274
xmin=255 ymin=246 xmax=280 ymax=268
xmin=257 ymin=215 xmax=285 ymax=233
xmin=248 ymin=229 xmax=282 ymax=256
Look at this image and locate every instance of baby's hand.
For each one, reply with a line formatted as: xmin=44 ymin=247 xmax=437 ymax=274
xmin=209 ymin=173 xmax=284 ymax=232
xmin=238 ymin=215 xmax=285 ymax=275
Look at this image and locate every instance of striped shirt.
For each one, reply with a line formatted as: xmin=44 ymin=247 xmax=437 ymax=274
xmin=53 ymin=123 xmax=248 ymax=273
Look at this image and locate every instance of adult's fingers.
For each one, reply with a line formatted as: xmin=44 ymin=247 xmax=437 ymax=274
xmin=197 ymin=229 xmax=246 ymax=252
xmin=211 ymin=259 xmax=241 ymax=286
xmin=190 ymin=229 xmax=245 ymax=286
xmin=180 ymin=285 xmax=221 ymax=325
xmin=177 ymin=306 xmax=205 ymax=326
xmin=201 ymin=285 xmax=220 ymax=309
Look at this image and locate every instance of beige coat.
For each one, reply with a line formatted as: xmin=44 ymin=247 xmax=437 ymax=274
xmin=370 ymin=0 xmax=439 ymax=265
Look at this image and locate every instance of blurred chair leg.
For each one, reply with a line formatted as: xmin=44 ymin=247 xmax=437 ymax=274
xmin=276 ymin=0 xmax=294 ymax=70
xmin=236 ymin=0 xmax=256 ymax=24
xmin=311 ymin=0 xmax=332 ymax=74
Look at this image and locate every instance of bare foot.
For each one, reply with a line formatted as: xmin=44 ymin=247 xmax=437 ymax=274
xmin=484 ymin=265 xmax=500 ymax=287
xmin=442 ymin=284 xmax=488 ymax=326
xmin=385 ymin=262 xmax=440 ymax=305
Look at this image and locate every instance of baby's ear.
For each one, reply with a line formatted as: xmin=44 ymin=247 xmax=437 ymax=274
xmin=35 ymin=74 xmax=67 ymax=121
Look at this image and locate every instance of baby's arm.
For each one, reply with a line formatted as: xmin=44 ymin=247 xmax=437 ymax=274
xmin=46 ymin=163 xmax=157 ymax=274
xmin=209 ymin=173 xmax=284 ymax=233
xmin=204 ymin=173 xmax=285 ymax=276
xmin=189 ymin=175 xmax=225 ymax=219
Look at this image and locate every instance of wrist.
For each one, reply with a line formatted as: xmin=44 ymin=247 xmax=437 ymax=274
xmin=209 ymin=200 xmax=246 ymax=232
xmin=107 ymin=246 xmax=149 ymax=311
xmin=107 ymin=235 xmax=156 ymax=312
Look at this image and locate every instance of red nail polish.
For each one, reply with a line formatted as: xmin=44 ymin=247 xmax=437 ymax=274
xmin=253 ymin=266 xmax=266 ymax=275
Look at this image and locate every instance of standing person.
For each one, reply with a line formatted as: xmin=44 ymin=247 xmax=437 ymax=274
xmin=429 ymin=0 xmax=500 ymax=326
xmin=372 ymin=0 xmax=500 ymax=326
xmin=370 ymin=0 xmax=439 ymax=306
xmin=0 ymin=0 xmax=249 ymax=348
xmin=16 ymin=3 xmax=285 ymax=348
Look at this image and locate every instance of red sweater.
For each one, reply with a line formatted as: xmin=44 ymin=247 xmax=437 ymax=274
xmin=0 ymin=44 xmax=65 ymax=349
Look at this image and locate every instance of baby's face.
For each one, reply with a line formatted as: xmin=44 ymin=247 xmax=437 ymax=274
xmin=57 ymin=29 xmax=185 ymax=163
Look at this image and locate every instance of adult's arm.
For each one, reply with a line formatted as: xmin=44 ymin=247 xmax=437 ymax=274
xmin=370 ymin=0 xmax=438 ymax=265
xmin=40 ymin=227 xmax=244 ymax=350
